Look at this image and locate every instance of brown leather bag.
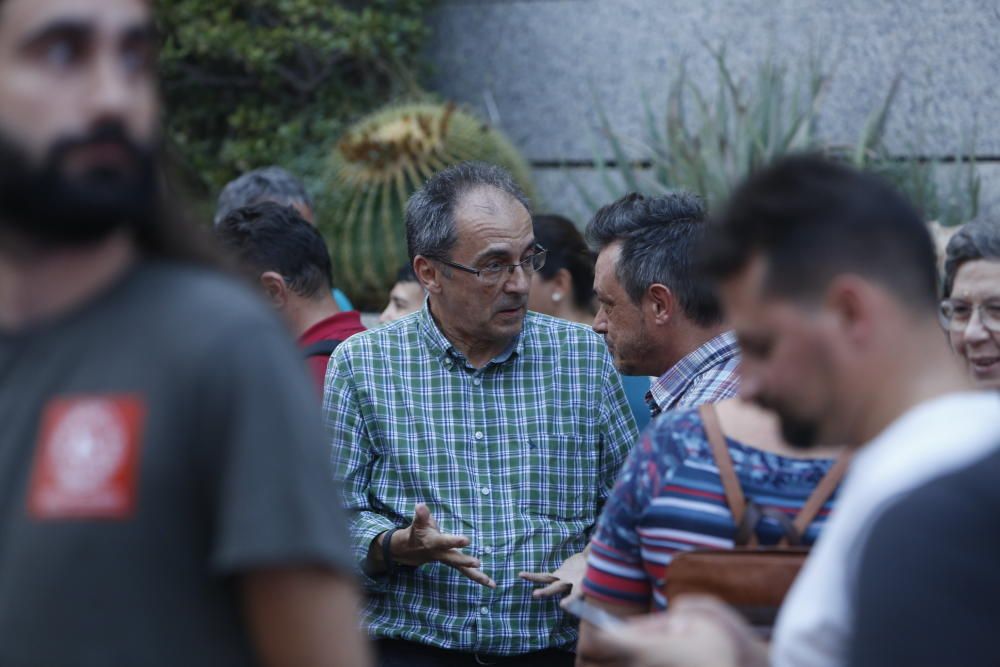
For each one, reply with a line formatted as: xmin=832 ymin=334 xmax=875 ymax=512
xmin=663 ymin=404 xmax=848 ymax=627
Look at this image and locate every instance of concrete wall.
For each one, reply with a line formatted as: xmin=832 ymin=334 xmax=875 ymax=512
xmin=427 ymin=0 xmax=1000 ymax=223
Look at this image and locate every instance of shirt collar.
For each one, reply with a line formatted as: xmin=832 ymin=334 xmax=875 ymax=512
xmin=417 ymin=299 xmax=525 ymax=370
xmin=649 ymin=330 xmax=740 ymax=410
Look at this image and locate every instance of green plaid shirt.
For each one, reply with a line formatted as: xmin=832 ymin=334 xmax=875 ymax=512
xmin=323 ymin=305 xmax=637 ymax=655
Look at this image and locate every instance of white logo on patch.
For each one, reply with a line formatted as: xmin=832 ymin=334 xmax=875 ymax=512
xmin=47 ymin=401 xmax=128 ymax=495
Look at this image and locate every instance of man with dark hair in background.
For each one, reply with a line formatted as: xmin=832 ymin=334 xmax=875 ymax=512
xmin=579 ymin=155 xmax=1000 ymax=667
xmin=0 ymin=1 xmax=369 ymax=665
xmin=215 ymin=164 xmax=355 ymax=311
xmin=587 ymin=192 xmax=740 ymax=417
xmin=216 ymin=201 xmax=366 ymax=392
xmin=325 ymin=161 xmax=637 ymax=666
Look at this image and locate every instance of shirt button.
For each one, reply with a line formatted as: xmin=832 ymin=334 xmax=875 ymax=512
xmin=473 ymin=378 xmax=482 ymax=386
xmin=480 ymin=606 xmax=489 ymax=615
xmin=474 ymin=431 xmax=484 ymax=440
xmin=480 ymin=487 xmax=491 ymax=496
xmin=483 ymin=546 xmax=494 ymax=554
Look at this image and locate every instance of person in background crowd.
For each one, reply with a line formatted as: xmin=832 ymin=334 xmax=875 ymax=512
xmin=575 ymin=397 xmax=841 ymax=666
xmin=587 ymin=192 xmax=740 ymax=419
xmin=379 ymin=264 xmax=424 ymax=323
xmin=0 ymin=1 xmax=370 ymax=666
xmin=527 ymin=214 xmax=596 ymax=325
xmin=214 ymin=165 xmax=316 ymax=226
xmin=215 ymin=164 xmax=354 ymax=311
xmin=579 ymin=155 xmax=1000 ymax=667
xmin=941 ymin=219 xmax=1000 ymax=390
xmin=216 ymin=202 xmax=366 ymax=393
xmin=325 ymin=161 xmax=637 ymax=667
xmin=529 ymin=213 xmax=652 ymax=431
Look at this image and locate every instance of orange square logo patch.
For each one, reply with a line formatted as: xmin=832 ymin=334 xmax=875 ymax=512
xmin=28 ymin=395 xmax=145 ymax=520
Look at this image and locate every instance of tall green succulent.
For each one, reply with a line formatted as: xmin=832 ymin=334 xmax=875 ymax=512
xmin=571 ymin=47 xmax=979 ymax=228
xmin=322 ymin=102 xmax=536 ymax=310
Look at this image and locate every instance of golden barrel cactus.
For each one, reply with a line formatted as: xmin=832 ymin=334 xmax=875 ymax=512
xmin=323 ymin=102 xmax=536 ymax=310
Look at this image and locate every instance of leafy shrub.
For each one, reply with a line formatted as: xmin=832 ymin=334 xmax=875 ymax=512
xmin=573 ymin=47 xmax=978 ymax=227
xmin=157 ymin=0 xmax=435 ymax=208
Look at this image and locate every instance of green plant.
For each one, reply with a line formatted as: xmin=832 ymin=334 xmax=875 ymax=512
xmin=324 ymin=102 xmax=537 ymax=309
xmin=572 ymin=47 xmax=979 ymax=227
xmin=158 ymin=0 xmax=434 ymax=205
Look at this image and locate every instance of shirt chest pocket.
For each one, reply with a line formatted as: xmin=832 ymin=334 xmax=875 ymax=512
xmin=513 ymin=435 xmax=600 ymax=520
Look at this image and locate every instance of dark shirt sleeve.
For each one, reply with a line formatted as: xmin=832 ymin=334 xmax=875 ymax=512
xmin=849 ymin=467 xmax=1000 ymax=667
xmin=196 ymin=315 xmax=354 ymax=576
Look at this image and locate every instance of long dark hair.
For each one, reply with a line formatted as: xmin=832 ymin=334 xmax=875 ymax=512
xmin=533 ymin=214 xmax=595 ymax=313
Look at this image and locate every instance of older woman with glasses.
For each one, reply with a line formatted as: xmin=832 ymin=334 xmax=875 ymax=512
xmin=941 ymin=220 xmax=1000 ymax=389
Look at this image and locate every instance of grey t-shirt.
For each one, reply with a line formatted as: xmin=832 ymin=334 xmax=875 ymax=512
xmin=0 ymin=261 xmax=353 ymax=666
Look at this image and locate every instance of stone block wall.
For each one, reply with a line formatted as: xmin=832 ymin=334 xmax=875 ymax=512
xmin=427 ymin=0 xmax=1000 ymax=224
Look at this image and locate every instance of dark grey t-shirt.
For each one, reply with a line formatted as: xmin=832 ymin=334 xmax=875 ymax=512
xmin=0 ymin=261 xmax=353 ymax=666
xmin=849 ymin=443 xmax=1000 ymax=667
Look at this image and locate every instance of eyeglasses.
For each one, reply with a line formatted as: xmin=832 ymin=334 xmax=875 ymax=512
xmin=938 ymin=298 xmax=1000 ymax=333
xmin=433 ymin=245 xmax=548 ymax=285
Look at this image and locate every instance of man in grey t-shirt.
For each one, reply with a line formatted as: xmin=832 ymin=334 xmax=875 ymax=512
xmin=0 ymin=1 xmax=370 ymax=665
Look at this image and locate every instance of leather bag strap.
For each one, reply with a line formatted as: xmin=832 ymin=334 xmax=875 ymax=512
xmin=700 ymin=404 xmax=757 ymax=546
xmin=790 ymin=454 xmax=850 ymax=536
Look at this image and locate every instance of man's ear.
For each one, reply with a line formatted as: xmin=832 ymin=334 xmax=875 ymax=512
xmin=824 ymin=274 xmax=875 ymax=346
xmin=413 ymin=256 xmax=443 ymax=294
xmin=259 ymin=271 xmax=289 ymax=309
xmin=645 ymin=283 xmax=674 ymax=326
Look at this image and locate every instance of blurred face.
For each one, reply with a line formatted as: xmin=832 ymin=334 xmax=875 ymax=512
xmin=945 ymin=259 xmax=1000 ymax=389
xmin=429 ymin=187 xmax=534 ymax=348
xmin=379 ymin=280 xmax=423 ymax=323
xmin=720 ymin=256 xmax=839 ymax=449
xmin=0 ymin=0 xmax=158 ymax=245
xmin=593 ymin=242 xmax=656 ymax=375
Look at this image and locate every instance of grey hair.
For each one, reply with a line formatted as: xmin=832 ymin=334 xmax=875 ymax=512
xmin=214 ymin=166 xmax=314 ymax=226
xmin=943 ymin=219 xmax=1000 ymax=297
xmin=405 ymin=161 xmax=531 ymax=262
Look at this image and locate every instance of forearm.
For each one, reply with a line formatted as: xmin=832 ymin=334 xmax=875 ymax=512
xmin=576 ymin=598 xmax=648 ymax=667
xmin=243 ymin=567 xmax=372 ymax=667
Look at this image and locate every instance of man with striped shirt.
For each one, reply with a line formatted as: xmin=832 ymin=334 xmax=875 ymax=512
xmin=325 ymin=162 xmax=637 ymax=666
xmin=587 ymin=192 xmax=741 ymax=419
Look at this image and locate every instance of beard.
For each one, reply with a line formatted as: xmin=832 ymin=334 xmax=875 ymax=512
xmin=0 ymin=122 xmax=157 ymax=247
xmin=756 ymin=395 xmax=821 ymax=450
xmin=777 ymin=413 xmax=821 ymax=450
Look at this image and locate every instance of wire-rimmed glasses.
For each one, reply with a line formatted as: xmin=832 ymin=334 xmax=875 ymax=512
xmin=433 ymin=245 xmax=548 ymax=286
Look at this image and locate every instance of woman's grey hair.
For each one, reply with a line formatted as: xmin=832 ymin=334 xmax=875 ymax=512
xmin=943 ymin=219 xmax=1000 ymax=297
xmin=405 ymin=161 xmax=530 ymax=263
xmin=214 ymin=166 xmax=314 ymax=226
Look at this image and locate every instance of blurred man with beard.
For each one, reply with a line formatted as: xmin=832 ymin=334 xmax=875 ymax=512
xmin=325 ymin=161 xmax=637 ymax=666
xmin=574 ymin=155 xmax=1000 ymax=667
xmin=0 ymin=1 xmax=370 ymax=666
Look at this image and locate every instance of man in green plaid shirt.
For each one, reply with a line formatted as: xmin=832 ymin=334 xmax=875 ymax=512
xmin=324 ymin=162 xmax=638 ymax=666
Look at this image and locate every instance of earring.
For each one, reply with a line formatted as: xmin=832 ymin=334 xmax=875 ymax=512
xmin=552 ymin=292 xmax=563 ymax=302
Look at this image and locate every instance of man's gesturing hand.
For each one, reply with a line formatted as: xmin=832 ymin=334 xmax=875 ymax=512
xmin=382 ymin=503 xmax=496 ymax=588
xmin=519 ymin=550 xmax=587 ymax=608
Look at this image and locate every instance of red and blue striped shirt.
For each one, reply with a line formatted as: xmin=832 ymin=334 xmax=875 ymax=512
xmin=583 ymin=408 xmax=838 ymax=610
